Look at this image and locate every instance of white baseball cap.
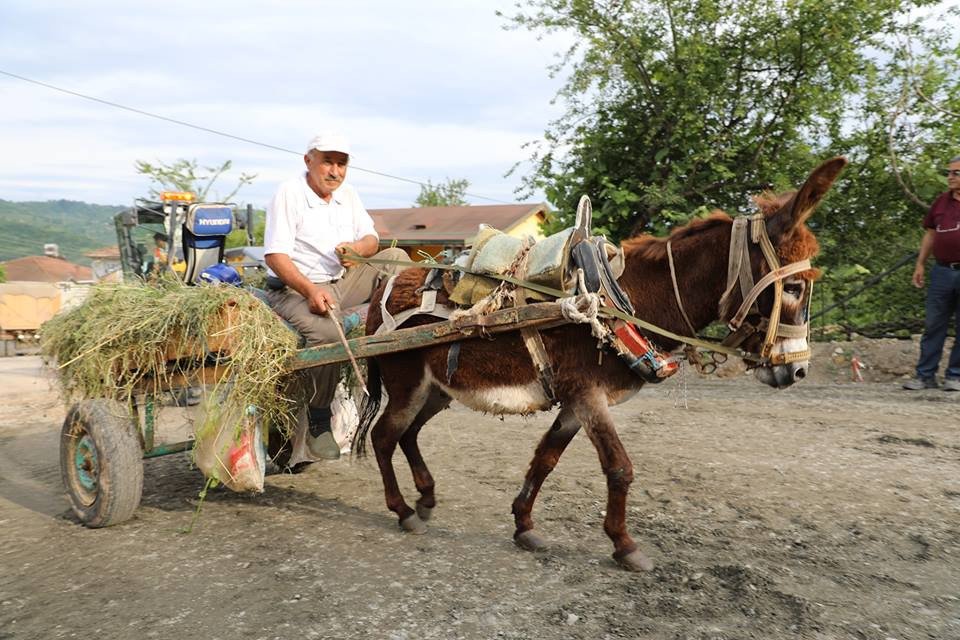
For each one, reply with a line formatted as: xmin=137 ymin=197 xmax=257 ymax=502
xmin=306 ymin=131 xmax=351 ymax=156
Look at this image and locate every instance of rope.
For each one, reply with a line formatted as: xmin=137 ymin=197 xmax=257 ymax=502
xmin=559 ymin=294 xmax=606 ymax=339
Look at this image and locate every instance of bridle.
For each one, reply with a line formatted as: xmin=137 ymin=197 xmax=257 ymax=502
xmin=667 ymin=214 xmax=813 ymax=368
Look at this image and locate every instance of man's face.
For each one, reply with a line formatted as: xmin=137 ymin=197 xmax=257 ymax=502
xmin=948 ymin=160 xmax=960 ymax=193
xmin=305 ymin=150 xmax=349 ymax=198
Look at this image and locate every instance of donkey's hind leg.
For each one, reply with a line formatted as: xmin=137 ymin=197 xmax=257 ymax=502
xmin=398 ymin=388 xmax=451 ymax=522
xmin=512 ymin=406 xmax=580 ymax=552
xmin=570 ymin=387 xmax=654 ymax=572
xmin=371 ymin=369 xmax=433 ymax=534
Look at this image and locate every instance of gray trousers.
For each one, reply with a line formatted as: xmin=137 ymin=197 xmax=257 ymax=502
xmin=266 ymin=247 xmax=408 ymax=408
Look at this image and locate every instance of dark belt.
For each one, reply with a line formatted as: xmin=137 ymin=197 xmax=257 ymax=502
xmin=265 ymin=275 xmax=340 ymax=291
xmin=937 ymin=261 xmax=960 ymax=271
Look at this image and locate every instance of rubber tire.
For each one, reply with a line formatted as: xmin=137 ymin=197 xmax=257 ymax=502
xmin=60 ymin=399 xmax=144 ymax=528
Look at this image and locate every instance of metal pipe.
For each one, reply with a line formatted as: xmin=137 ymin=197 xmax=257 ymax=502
xmin=143 ymin=439 xmax=194 ymax=458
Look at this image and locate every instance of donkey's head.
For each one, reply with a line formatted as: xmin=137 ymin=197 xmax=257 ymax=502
xmin=723 ymin=156 xmax=846 ymax=388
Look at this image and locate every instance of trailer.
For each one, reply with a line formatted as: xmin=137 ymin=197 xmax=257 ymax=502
xmin=0 ymin=282 xmax=62 ymax=356
xmin=58 ymin=299 xmax=574 ymax=528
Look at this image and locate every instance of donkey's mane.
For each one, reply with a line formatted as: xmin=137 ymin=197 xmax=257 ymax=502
xmin=621 ymin=211 xmax=732 ymax=261
xmin=621 ymin=194 xmax=819 ymax=273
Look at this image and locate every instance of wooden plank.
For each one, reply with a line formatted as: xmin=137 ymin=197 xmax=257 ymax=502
xmin=131 ymin=361 xmax=231 ymax=394
xmin=289 ymin=301 xmax=569 ymax=371
xmin=130 ymin=300 xmax=576 ymax=391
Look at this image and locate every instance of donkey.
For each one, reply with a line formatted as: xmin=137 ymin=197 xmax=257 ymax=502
xmin=353 ymin=157 xmax=846 ymax=571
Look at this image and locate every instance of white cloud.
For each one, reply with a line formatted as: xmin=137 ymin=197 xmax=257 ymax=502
xmin=0 ymin=1 xmax=571 ymax=208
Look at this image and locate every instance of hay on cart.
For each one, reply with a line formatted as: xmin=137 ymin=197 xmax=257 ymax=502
xmin=41 ymin=278 xmax=302 ymax=442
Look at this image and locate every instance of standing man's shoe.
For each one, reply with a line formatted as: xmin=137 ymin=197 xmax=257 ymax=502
xmin=902 ymin=377 xmax=938 ymax=390
xmin=943 ymin=378 xmax=960 ymax=392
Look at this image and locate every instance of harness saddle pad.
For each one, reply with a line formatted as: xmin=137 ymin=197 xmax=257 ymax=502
xmin=449 ymin=223 xmax=624 ymax=307
xmin=526 ymin=227 xmax=575 ymax=290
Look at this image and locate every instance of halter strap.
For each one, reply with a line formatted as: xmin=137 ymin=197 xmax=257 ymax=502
xmin=666 ymin=239 xmax=698 ymax=337
xmin=727 ymin=259 xmax=811 ymax=330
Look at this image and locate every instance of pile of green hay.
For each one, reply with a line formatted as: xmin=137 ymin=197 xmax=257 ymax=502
xmin=41 ymin=277 xmax=302 ymax=439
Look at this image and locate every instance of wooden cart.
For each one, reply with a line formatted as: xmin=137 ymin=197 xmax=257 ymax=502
xmin=59 ymin=301 xmax=572 ymax=527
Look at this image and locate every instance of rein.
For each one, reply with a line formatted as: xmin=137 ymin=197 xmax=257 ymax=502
xmin=351 ymin=215 xmax=813 ymax=368
xmin=350 ymin=255 xmax=744 ymax=363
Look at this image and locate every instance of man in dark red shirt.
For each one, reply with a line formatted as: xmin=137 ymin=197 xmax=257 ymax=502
xmin=903 ymin=155 xmax=960 ymax=391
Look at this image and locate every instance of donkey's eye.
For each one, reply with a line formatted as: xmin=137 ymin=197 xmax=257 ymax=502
xmin=784 ymin=283 xmax=804 ymax=297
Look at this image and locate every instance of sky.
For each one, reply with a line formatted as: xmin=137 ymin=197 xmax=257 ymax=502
xmin=0 ymin=1 xmax=572 ymax=209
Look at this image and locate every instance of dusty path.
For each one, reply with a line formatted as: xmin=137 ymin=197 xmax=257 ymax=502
xmin=1 ymin=354 xmax=958 ymax=640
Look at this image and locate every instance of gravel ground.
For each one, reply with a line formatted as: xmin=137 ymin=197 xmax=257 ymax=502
xmin=1 ymin=347 xmax=958 ymax=640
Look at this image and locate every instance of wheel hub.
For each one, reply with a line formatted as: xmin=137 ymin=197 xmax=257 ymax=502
xmin=73 ymin=432 xmax=99 ymax=506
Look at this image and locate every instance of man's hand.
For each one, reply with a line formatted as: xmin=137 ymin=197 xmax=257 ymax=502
xmin=307 ymin=288 xmax=337 ymax=315
xmin=336 ymin=242 xmax=360 ymax=268
xmin=912 ymin=263 xmax=925 ymax=289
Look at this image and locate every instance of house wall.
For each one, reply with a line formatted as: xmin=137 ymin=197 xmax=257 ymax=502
xmin=91 ymin=258 xmax=122 ymax=281
xmin=507 ymin=214 xmax=547 ymax=241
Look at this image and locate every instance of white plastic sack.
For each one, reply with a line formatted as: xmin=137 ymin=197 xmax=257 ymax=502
xmin=193 ymin=400 xmax=266 ymax=493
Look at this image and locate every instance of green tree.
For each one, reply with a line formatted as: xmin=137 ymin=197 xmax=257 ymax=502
xmin=224 ymin=208 xmax=266 ymax=249
xmin=415 ymin=178 xmax=470 ymax=207
xmin=505 ymin=0 xmax=960 ymax=335
xmin=0 ymin=264 xmax=6 ymax=283
xmin=805 ymin=13 xmax=960 ymax=335
xmin=503 ymin=0 xmax=943 ymax=240
xmin=134 ymin=158 xmax=256 ymax=203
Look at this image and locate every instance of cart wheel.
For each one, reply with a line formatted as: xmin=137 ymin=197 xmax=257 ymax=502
xmin=60 ymin=399 xmax=144 ymax=528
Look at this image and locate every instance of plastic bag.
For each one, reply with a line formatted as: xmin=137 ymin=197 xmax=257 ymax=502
xmin=193 ymin=401 xmax=266 ymax=493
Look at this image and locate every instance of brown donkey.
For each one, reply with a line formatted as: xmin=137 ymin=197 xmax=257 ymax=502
xmin=353 ymin=157 xmax=846 ymax=571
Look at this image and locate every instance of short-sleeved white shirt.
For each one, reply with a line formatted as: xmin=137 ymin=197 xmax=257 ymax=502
xmin=264 ymin=174 xmax=378 ymax=283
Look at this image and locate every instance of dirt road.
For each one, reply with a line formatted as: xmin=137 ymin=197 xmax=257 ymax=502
xmin=1 ymin=353 xmax=958 ymax=640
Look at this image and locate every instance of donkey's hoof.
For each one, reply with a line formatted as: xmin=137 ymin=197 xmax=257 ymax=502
xmin=615 ymin=549 xmax=655 ymax=572
xmin=399 ymin=514 xmax=428 ymax=535
xmin=415 ymin=502 xmax=433 ymax=522
xmin=514 ymin=530 xmax=549 ymax=552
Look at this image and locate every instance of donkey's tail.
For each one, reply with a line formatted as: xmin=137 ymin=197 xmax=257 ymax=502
xmin=352 ymin=358 xmax=382 ymax=458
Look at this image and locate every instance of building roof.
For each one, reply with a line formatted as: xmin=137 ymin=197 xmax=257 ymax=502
xmin=369 ymin=203 xmax=549 ymax=244
xmin=85 ymin=246 xmax=121 ymax=260
xmin=1 ymin=255 xmax=93 ymax=283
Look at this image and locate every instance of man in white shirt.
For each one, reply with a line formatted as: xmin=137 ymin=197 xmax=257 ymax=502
xmin=264 ymin=132 xmax=407 ymax=461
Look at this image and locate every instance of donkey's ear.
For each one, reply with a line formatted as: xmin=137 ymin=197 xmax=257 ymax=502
xmin=766 ymin=156 xmax=847 ymax=240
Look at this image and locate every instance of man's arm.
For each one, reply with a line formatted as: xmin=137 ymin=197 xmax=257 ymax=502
xmin=265 ymin=253 xmax=336 ymax=314
xmin=335 ymin=234 xmax=379 ymax=268
xmin=912 ymin=228 xmax=935 ymax=288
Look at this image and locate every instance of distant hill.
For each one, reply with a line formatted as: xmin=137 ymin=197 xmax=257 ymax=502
xmin=0 ymin=199 xmax=124 ymax=265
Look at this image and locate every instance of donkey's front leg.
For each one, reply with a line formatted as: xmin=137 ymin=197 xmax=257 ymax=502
xmin=512 ymin=406 xmax=580 ymax=552
xmin=371 ymin=374 xmax=432 ymax=534
xmin=571 ymin=387 xmax=654 ymax=572
xmin=397 ymin=388 xmax=451 ymax=522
